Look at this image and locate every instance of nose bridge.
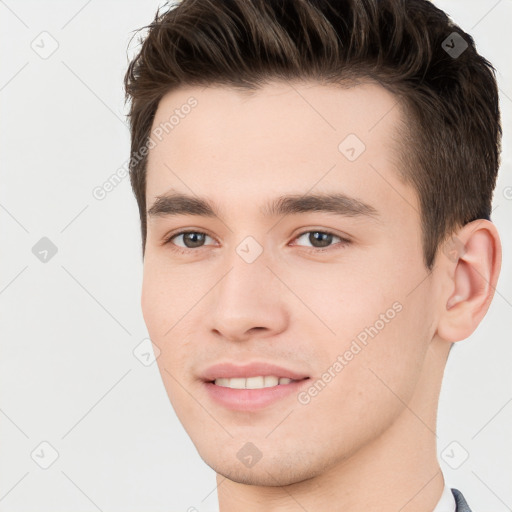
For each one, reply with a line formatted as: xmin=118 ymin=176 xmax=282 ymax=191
xmin=218 ymin=239 xmax=273 ymax=309
xmin=209 ymin=238 xmax=287 ymax=339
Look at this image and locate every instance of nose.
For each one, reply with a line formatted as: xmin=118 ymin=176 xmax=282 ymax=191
xmin=208 ymin=251 xmax=289 ymax=342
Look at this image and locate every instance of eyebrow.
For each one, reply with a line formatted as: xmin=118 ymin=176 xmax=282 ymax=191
xmin=147 ymin=191 xmax=380 ymax=222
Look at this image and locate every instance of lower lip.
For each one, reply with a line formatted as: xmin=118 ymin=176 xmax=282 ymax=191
xmin=203 ymin=378 xmax=310 ymax=411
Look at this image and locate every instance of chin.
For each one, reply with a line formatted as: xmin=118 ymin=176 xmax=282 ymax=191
xmin=201 ymin=448 xmax=323 ymax=487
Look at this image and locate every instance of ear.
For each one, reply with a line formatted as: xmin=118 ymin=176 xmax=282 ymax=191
xmin=436 ymin=219 xmax=502 ymax=343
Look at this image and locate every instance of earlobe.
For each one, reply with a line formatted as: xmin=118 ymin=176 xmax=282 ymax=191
xmin=437 ymin=220 xmax=502 ymax=343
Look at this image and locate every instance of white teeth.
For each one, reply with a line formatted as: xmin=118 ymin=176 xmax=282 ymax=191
xmin=227 ymin=377 xmax=245 ymax=389
xmin=213 ymin=376 xmax=296 ymax=389
xmin=248 ymin=376 xmax=270 ymax=389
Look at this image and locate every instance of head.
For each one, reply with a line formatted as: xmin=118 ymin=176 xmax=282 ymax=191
xmin=124 ymin=0 xmax=502 ymax=488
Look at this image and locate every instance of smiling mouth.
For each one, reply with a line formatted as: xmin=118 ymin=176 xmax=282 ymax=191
xmin=208 ymin=376 xmax=310 ymax=389
xmin=202 ymin=376 xmax=311 ymax=411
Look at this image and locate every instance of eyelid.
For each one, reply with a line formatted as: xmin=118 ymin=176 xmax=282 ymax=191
xmin=163 ymin=228 xmax=352 ymax=253
xmin=162 ymin=229 xmax=217 ymax=248
xmin=291 ymin=229 xmax=351 ymax=249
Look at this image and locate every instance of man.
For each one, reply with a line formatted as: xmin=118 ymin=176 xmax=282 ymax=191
xmin=123 ymin=0 xmax=502 ymax=510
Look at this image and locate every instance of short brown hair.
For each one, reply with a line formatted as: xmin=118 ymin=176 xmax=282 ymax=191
xmin=124 ymin=0 xmax=501 ymax=270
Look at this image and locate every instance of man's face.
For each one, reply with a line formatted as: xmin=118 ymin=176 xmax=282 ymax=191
xmin=142 ymin=81 xmax=440 ymax=485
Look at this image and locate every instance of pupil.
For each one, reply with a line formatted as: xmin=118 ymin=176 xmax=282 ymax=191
xmin=185 ymin=232 xmax=204 ymax=248
xmin=310 ymin=232 xmax=332 ymax=248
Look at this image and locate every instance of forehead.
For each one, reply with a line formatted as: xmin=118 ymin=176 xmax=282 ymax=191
xmin=145 ymin=81 xmax=417 ymax=226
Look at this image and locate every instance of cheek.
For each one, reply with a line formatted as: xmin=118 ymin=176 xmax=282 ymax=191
xmin=140 ymin=272 xmax=160 ymax=337
xmin=141 ymin=250 xmax=187 ymax=319
xmin=311 ymin=310 xmax=425 ymax=436
xmin=141 ymin=255 xmax=176 ymax=337
xmin=140 ymin=259 xmax=201 ymax=364
xmin=283 ymin=260 xmax=395 ymax=340
xmin=298 ymin=260 xmax=430 ymax=392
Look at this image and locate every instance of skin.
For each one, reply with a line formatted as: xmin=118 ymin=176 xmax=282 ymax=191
xmin=141 ymin=81 xmax=501 ymax=511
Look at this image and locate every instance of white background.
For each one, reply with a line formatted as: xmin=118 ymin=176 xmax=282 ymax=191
xmin=0 ymin=1 xmax=511 ymax=511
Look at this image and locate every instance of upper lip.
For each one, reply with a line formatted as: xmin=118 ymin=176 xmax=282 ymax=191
xmin=200 ymin=362 xmax=310 ymax=382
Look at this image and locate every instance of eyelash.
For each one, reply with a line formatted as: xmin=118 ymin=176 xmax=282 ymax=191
xmin=162 ymin=229 xmax=351 ymax=255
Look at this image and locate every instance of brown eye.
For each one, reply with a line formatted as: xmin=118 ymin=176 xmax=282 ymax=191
xmin=165 ymin=231 xmax=215 ymax=250
xmin=294 ymin=230 xmax=349 ymax=250
xmin=306 ymin=231 xmax=334 ymax=248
